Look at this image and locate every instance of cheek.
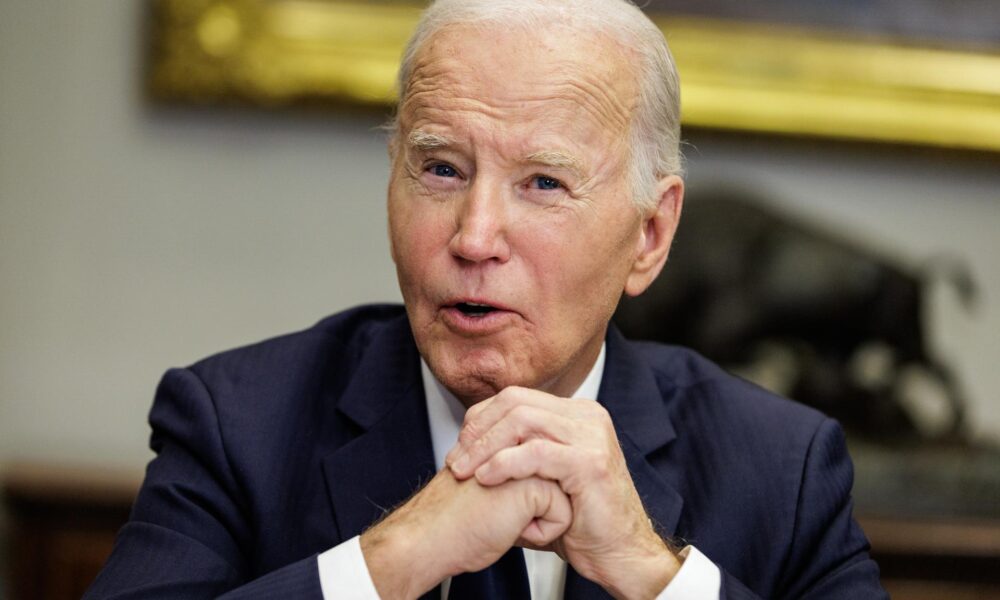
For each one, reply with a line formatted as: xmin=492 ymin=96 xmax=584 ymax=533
xmin=522 ymin=214 xmax=637 ymax=310
xmin=390 ymin=201 xmax=451 ymax=285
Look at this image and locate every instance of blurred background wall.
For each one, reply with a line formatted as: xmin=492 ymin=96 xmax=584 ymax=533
xmin=1 ymin=1 xmax=999 ymax=598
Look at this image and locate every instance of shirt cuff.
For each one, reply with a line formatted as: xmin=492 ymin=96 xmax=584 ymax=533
xmin=656 ymin=545 xmax=721 ymax=600
xmin=317 ymin=535 xmax=381 ymax=600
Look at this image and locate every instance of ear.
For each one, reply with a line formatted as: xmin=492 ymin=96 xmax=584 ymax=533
xmin=624 ymin=174 xmax=684 ymax=297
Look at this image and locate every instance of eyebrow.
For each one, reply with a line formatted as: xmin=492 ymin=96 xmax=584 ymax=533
xmin=525 ymin=150 xmax=586 ymax=179
xmin=407 ymin=129 xmax=453 ymax=151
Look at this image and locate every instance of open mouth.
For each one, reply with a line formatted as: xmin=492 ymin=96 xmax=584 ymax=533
xmin=454 ymin=302 xmax=499 ymax=316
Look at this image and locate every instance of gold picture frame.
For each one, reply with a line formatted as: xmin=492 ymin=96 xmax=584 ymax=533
xmin=148 ymin=0 xmax=1000 ymax=152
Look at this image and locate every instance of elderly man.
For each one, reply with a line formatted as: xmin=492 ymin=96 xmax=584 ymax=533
xmin=87 ymin=0 xmax=887 ymax=598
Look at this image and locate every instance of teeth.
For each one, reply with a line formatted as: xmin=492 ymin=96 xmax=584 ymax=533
xmin=466 ymin=302 xmax=490 ymax=307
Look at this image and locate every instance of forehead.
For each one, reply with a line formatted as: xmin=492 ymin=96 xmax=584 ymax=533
xmin=399 ymin=23 xmax=638 ymax=154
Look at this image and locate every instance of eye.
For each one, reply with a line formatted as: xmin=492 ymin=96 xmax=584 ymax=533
xmin=430 ymin=163 xmax=459 ymax=178
xmin=532 ymin=175 xmax=563 ymax=191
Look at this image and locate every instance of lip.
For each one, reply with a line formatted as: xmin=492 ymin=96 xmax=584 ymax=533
xmin=439 ymin=298 xmax=519 ymax=336
xmin=443 ymin=296 xmax=517 ymax=313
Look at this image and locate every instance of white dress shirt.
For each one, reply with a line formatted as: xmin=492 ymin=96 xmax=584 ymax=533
xmin=318 ymin=343 xmax=721 ymax=598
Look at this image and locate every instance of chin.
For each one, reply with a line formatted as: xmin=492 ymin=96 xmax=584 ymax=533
xmin=434 ymin=349 xmax=508 ymax=404
xmin=426 ymin=341 xmax=534 ymax=406
xmin=411 ymin=310 xmax=555 ymax=404
xmin=443 ymin=377 xmax=501 ymax=407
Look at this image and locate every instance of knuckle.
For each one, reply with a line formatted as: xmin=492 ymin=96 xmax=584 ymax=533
xmin=506 ymin=385 xmax=527 ymax=397
xmin=510 ymin=403 xmax=531 ymax=419
xmin=584 ymin=448 xmax=611 ymax=479
xmin=497 ymin=387 xmax=518 ymax=407
xmin=488 ymin=451 xmax=506 ymax=471
xmin=524 ymin=474 xmax=548 ymax=497
xmin=458 ymin=420 xmax=481 ymax=444
xmin=465 ymin=401 xmax=486 ymax=421
xmin=527 ymin=439 xmax=548 ymax=460
xmin=509 ymin=405 xmax=536 ymax=433
xmin=506 ymin=386 xmax=536 ymax=408
xmin=470 ymin=430 xmax=495 ymax=457
xmin=591 ymin=403 xmax=613 ymax=424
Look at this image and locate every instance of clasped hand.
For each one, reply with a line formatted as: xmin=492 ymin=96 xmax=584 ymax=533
xmin=361 ymin=387 xmax=680 ymax=600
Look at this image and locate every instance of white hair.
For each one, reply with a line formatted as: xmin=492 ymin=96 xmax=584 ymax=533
xmin=388 ymin=0 xmax=684 ymax=211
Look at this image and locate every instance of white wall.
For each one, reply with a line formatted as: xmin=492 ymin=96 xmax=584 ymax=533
xmin=1 ymin=2 xmax=998 ymax=474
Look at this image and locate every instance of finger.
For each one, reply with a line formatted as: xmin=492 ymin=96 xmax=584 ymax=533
xmin=443 ymin=442 xmax=462 ymax=471
xmin=519 ymin=518 xmax=565 ymax=548
xmin=448 ymin=386 xmax=608 ymax=466
xmin=515 ymin=535 xmax=555 ymax=553
xmin=449 ymin=404 xmax=574 ymax=479
xmin=517 ymin=479 xmax=572 ymax=547
xmin=452 ymin=387 xmax=575 ymax=461
xmin=475 ymin=440 xmax=593 ymax=493
xmin=445 ymin=394 xmax=499 ymax=466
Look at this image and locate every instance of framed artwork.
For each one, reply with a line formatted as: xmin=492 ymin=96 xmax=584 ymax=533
xmin=147 ymin=0 xmax=1000 ymax=152
xmin=641 ymin=0 xmax=999 ymax=48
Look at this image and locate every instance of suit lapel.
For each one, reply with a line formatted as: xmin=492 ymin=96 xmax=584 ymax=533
xmin=565 ymin=325 xmax=685 ymax=600
xmin=321 ymin=315 xmax=437 ymax=541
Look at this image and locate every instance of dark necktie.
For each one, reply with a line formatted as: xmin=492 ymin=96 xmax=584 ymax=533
xmin=447 ymin=546 xmax=532 ymax=599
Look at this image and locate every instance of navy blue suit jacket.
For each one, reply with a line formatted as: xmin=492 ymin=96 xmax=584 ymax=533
xmin=86 ymin=304 xmax=886 ymax=599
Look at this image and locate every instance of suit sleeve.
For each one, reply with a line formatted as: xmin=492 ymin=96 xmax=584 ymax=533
xmin=84 ymin=368 xmax=325 ymax=599
xmin=721 ymin=418 xmax=888 ymax=600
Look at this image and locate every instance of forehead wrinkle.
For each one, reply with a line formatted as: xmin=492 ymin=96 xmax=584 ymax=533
xmin=404 ymin=23 xmax=637 ymax=116
xmin=405 ymin=84 xmax=629 ymax=151
xmin=555 ymin=76 xmax=635 ymax=140
xmin=413 ymin=73 xmax=633 ymax=131
xmin=404 ymin=88 xmax=516 ymax=131
xmin=404 ymin=46 xmax=634 ymax=131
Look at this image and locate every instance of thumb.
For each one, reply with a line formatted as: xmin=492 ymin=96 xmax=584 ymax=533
xmin=516 ymin=480 xmax=572 ymax=547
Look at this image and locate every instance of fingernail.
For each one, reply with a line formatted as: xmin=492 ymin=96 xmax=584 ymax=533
xmin=453 ymin=453 xmax=470 ymax=473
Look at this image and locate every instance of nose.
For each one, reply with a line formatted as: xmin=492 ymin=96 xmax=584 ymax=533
xmin=448 ymin=179 xmax=511 ymax=264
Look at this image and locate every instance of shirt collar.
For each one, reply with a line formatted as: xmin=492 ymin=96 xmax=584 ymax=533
xmin=422 ymin=343 xmax=607 ymax=470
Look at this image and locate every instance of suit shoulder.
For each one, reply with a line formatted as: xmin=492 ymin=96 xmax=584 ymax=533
xmin=635 ymin=340 xmax=827 ymax=440
xmin=185 ymin=303 xmax=407 ymax=391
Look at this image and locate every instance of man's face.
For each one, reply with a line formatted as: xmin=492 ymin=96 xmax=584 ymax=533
xmin=388 ymin=24 xmax=657 ymax=405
